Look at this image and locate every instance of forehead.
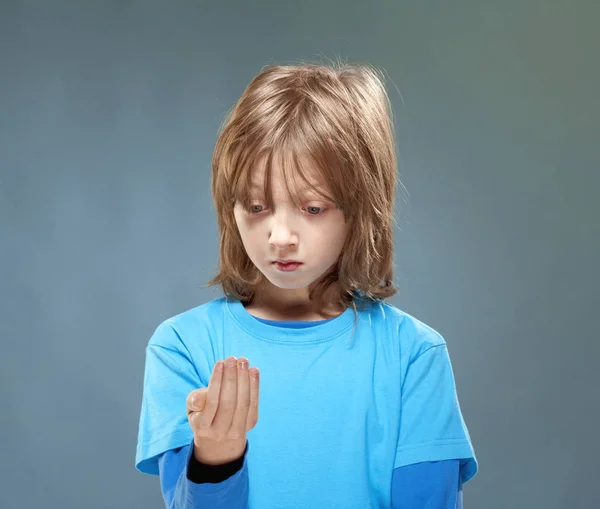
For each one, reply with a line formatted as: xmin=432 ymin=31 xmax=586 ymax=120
xmin=249 ymin=154 xmax=326 ymax=193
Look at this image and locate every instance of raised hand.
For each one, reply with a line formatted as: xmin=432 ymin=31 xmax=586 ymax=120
xmin=186 ymin=356 xmax=260 ymax=466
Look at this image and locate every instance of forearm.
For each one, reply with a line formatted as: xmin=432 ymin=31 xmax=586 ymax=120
xmin=158 ymin=439 xmax=249 ymax=509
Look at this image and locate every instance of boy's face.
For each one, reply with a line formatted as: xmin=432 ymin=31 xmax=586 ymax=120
xmin=233 ymin=162 xmax=349 ymax=298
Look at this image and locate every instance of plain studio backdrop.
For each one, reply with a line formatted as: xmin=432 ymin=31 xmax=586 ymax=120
xmin=1 ymin=1 xmax=598 ymax=508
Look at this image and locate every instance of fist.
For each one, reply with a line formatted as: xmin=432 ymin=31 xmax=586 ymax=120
xmin=186 ymin=356 xmax=260 ymax=466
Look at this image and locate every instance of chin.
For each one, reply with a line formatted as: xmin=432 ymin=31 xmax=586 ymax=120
xmin=260 ymin=270 xmax=309 ymax=290
xmin=266 ymin=277 xmax=310 ymax=290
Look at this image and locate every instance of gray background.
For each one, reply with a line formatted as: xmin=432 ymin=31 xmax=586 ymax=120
xmin=1 ymin=1 xmax=598 ymax=508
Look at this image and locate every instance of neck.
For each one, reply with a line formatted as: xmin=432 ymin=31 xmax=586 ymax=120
xmin=244 ymin=281 xmax=343 ymax=321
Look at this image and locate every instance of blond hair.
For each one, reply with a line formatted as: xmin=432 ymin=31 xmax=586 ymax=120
xmin=207 ymin=62 xmax=399 ymax=317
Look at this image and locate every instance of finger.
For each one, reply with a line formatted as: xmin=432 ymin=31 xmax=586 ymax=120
xmin=230 ymin=357 xmax=250 ymax=437
xmin=186 ymin=388 xmax=207 ymax=415
xmin=211 ymin=356 xmax=238 ymax=434
xmin=196 ymin=360 xmax=225 ymax=429
xmin=246 ymin=367 xmax=260 ymax=431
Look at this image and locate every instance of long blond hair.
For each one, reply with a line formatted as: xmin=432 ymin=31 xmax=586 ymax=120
xmin=207 ymin=62 xmax=399 ymax=317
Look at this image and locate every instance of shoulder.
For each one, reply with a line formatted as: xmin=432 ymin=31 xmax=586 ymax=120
xmin=364 ymin=300 xmax=447 ymax=358
xmin=147 ymin=296 xmax=229 ymax=350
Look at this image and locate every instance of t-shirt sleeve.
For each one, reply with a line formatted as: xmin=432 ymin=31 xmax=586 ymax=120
xmin=391 ymin=460 xmax=460 ymax=509
xmin=394 ymin=343 xmax=478 ymax=484
xmin=135 ymin=321 xmax=201 ymax=476
xmin=157 ymin=439 xmax=250 ymax=508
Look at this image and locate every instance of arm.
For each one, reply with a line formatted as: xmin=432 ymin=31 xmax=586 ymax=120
xmin=391 ymin=460 xmax=462 ymax=509
xmin=158 ymin=438 xmax=249 ymax=509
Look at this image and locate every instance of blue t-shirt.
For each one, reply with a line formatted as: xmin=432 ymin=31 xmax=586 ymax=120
xmin=136 ymin=296 xmax=478 ymax=508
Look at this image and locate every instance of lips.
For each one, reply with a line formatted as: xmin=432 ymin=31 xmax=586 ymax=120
xmin=273 ymin=260 xmax=303 ymax=272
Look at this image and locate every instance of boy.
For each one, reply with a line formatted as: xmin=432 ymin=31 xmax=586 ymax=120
xmin=136 ymin=63 xmax=478 ymax=508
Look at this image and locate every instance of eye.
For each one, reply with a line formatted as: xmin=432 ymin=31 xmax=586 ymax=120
xmin=249 ymin=204 xmax=265 ymax=214
xmin=305 ymin=206 xmax=324 ymax=215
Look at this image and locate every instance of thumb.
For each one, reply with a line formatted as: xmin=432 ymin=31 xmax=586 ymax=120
xmin=187 ymin=388 xmax=208 ymax=413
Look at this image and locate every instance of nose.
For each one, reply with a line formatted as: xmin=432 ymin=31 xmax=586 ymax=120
xmin=268 ymin=213 xmax=298 ymax=248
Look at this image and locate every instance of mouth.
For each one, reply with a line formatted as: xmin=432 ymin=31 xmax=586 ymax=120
xmin=272 ymin=260 xmax=303 ymax=272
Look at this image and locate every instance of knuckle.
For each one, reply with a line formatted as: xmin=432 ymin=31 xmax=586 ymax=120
xmin=222 ymin=399 xmax=236 ymax=411
xmin=227 ymin=430 xmax=241 ymax=440
xmin=193 ymin=428 xmax=207 ymax=439
xmin=189 ymin=416 xmax=204 ymax=431
xmin=246 ymin=414 xmax=258 ymax=430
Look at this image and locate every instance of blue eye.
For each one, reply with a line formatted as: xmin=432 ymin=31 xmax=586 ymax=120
xmin=306 ymin=206 xmax=323 ymax=215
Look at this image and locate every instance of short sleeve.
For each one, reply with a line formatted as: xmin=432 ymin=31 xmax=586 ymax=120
xmin=394 ymin=343 xmax=478 ymax=484
xmin=135 ymin=321 xmax=201 ymax=476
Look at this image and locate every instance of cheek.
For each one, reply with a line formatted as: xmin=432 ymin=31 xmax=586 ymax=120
xmin=329 ymin=220 xmax=349 ymax=244
xmin=317 ymin=226 xmax=348 ymax=259
xmin=237 ymin=222 xmax=264 ymax=252
xmin=233 ymin=215 xmax=252 ymax=248
xmin=333 ymin=233 xmax=348 ymax=254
